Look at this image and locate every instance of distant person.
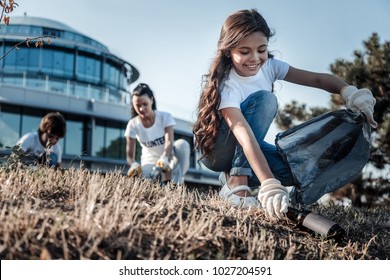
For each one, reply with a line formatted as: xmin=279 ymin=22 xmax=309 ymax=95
xmin=125 ymin=83 xmax=190 ymax=186
xmin=192 ymin=9 xmax=377 ymax=219
xmin=16 ymin=112 xmax=67 ymax=169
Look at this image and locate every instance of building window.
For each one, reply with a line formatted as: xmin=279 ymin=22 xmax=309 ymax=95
xmin=0 ymin=106 xmax=21 ymax=148
xmin=42 ymin=49 xmax=74 ymax=78
xmin=2 ymin=46 xmax=39 ymax=73
xmin=92 ymin=124 xmax=105 ymax=158
xmin=42 ymin=28 xmax=61 ymax=38
xmin=77 ymin=54 xmax=101 ymax=84
xmin=52 ymin=50 xmax=74 ymax=78
xmin=105 ymin=126 xmax=124 ymax=159
xmin=103 ymin=62 xmax=120 ymax=87
xmin=2 ymin=45 xmax=18 ymax=71
xmin=21 ymin=113 xmax=41 ymax=136
xmin=63 ymin=119 xmax=84 ymax=156
xmin=92 ymin=120 xmax=126 ymax=160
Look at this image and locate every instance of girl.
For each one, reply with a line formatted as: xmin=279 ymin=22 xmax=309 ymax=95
xmin=125 ymin=83 xmax=190 ymax=185
xmin=193 ymin=9 xmax=377 ymax=219
xmin=16 ymin=112 xmax=67 ymax=169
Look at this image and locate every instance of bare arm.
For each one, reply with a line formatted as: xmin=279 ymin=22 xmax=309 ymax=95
xmin=284 ymin=66 xmax=348 ymax=94
xmin=220 ymin=107 xmax=274 ymax=182
xmin=126 ymin=136 xmax=137 ymax=166
xmin=162 ymin=126 xmax=174 ymax=159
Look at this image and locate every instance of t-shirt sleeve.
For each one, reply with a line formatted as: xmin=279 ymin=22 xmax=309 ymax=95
xmin=16 ymin=133 xmax=33 ymax=153
xmin=219 ymin=81 xmax=242 ymax=110
xmin=163 ymin=111 xmax=176 ymax=127
xmin=124 ymin=119 xmax=137 ymax=138
xmin=268 ymin=58 xmax=290 ymax=80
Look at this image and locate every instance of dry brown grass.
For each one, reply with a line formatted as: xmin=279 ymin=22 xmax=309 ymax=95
xmin=0 ymin=164 xmax=389 ymax=260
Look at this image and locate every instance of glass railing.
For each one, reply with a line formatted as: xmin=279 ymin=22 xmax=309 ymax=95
xmin=0 ymin=73 xmax=130 ymax=105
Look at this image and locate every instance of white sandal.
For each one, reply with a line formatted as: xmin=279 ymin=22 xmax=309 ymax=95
xmin=219 ymin=183 xmax=259 ymax=208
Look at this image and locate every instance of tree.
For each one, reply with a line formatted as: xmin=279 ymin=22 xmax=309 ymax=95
xmin=0 ymin=1 xmax=53 ymax=61
xmin=275 ymin=33 xmax=390 ymax=206
xmin=0 ymin=0 xmax=18 ymax=25
xmin=330 ymin=33 xmax=390 ymax=169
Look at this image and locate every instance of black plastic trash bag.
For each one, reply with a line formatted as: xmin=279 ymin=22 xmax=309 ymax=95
xmin=275 ymin=109 xmax=371 ymax=205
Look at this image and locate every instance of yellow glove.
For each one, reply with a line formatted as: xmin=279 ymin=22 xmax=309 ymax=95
xmin=127 ymin=162 xmax=141 ymax=177
xmin=156 ymin=155 xmax=171 ymax=173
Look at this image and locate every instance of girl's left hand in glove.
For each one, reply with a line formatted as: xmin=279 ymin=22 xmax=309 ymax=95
xmin=341 ymin=85 xmax=377 ymax=128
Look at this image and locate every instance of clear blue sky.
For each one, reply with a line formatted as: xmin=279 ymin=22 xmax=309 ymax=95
xmin=11 ymin=0 xmax=390 ymax=140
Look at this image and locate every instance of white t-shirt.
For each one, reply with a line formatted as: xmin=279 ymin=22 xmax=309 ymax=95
xmin=16 ymin=131 xmax=62 ymax=163
xmin=219 ymin=58 xmax=290 ymax=110
xmin=124 ymin=110 xmax=176 ymax=165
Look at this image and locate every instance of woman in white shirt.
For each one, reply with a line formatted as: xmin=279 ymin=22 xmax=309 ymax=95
xmin=125 ymin=83 xmax=190 ymax=186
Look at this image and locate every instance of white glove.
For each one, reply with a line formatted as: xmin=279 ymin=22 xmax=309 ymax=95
xmin=341 ymin=85 xmax=377 ymax=128
xmin=156 ymin=155 xmax=171 ymax=173
xmin=127 ymin=162 xmax=141 ymax=177
xmin=258 ymin=178 xmax=289 ymax=220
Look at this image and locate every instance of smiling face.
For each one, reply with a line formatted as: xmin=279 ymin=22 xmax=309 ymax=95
xmin=229 ymin=31 xmax=269 ymax=77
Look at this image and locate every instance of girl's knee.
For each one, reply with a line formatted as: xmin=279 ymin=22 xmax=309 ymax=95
xmin=242 ymin=91 xmax=278 ymax=117
xmin=174 ymin=139 xmax=190 ymax=154
xmin=174 ymin=139 xmax=191 ymax=173
xmin=247 ymin=90 xmax=277 ymax=106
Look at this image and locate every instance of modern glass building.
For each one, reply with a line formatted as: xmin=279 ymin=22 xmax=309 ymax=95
xmin=0 ymin=16 xmax=218 ymax=185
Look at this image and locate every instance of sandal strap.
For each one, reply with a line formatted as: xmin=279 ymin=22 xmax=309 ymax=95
xmin=226 ymin=185 xmax=252 ymax=197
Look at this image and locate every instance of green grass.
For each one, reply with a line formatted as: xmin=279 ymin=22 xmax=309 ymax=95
xmin=0 ymin=164 xmax=389 ymax=260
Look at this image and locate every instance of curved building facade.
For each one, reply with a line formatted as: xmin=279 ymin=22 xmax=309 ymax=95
xmin=0 ymin=16 xmax=218 ymax=185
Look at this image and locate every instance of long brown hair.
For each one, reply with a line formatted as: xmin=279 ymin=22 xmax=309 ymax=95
xmin=193 ymin=9 xmax=274 ymax=159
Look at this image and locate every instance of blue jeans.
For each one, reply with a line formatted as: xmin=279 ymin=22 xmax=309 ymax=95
xmin=201 ymin=91 xmax=294 ymax=187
